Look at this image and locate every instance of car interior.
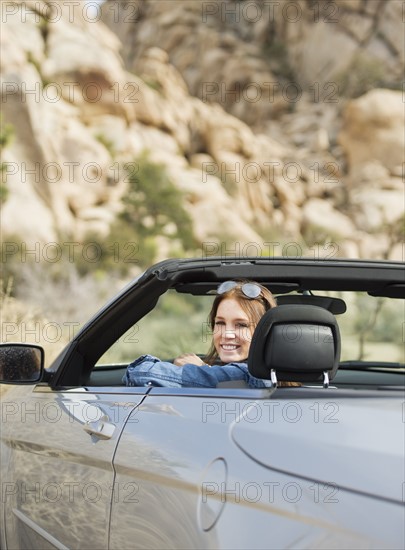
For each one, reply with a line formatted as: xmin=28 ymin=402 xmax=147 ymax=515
xmin=83 ymin=282 xmax=404 ymax=391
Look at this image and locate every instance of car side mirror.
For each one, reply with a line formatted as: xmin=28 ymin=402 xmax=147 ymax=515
xmin=0 ymin=344 xmax=44 ymax=384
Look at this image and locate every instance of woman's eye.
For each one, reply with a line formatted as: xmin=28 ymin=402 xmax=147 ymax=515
xmin=236 ymin=323 xmax=248 ymax=328
xmin=214 ymin=321 xmax=225 ymax=326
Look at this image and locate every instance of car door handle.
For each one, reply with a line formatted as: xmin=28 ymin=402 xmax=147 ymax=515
xmin=83 ymin=415 xmax=115 ymax=440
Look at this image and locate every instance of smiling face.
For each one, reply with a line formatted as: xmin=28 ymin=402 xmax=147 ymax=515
xmin=213 ymin=298 xmax=254 ymax=363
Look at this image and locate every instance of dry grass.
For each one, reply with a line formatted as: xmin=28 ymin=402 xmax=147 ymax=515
xmin=1 ymin=261 xmax=124 ymax=367
xmin=0 ymin=277 xmax=68 ymax=365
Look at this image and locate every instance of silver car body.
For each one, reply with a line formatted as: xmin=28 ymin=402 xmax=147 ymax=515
xmin=1 ymin=258 xmax=404 ymax=549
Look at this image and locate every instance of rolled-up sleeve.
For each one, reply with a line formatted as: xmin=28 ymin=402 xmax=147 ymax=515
xmin=123 ymin=355 xmax=272 ymax=388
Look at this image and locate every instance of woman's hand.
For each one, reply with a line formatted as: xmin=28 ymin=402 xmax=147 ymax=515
xmin=173 ymin=353 xmax=206 ymax=367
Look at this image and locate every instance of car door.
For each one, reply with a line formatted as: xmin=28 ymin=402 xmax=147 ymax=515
xmin=1 ymin=383 xmax=149 ymax=550
xmin=108 ymin=388 xmax=405 ymax=550
xmin=108 ymin=387 xmax=266 ymax=549
xmin=109 ymin=390 xmax=349 ymax=550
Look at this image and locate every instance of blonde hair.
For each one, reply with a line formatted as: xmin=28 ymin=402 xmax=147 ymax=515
xmin=204 ymin=280 xmax=277 ymax=365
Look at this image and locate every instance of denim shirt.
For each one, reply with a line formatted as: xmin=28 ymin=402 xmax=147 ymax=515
xmin=123 ymin=354 xmax=273 ymax=389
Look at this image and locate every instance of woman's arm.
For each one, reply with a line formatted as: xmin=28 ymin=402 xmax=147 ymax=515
xmin=123 ymin=355 xmax=272 ymax=389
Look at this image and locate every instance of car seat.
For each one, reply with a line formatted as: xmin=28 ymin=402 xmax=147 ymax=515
xmin=248 ymin=304 xmax=341 ymax=387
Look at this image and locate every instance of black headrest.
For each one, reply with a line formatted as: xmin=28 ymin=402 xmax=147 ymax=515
xmin=248 ymin=305 xmax=340 ymax=385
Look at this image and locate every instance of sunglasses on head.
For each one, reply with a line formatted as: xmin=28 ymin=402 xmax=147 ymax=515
xmin=217 ymin=281 xmax=263 ymax=299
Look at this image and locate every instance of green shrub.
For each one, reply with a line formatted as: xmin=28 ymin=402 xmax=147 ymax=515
xmin=337 ymin=53 xmax=385 ymax=98
xmin=73 ymin=224 xmax=155 ymax=277
xmin=95 ymin=133 xmax=116 ymax=157
xmin=120 ymin=151 xmax=196 ymax=251
xmin=261 ymin=40 xmax=295 ymax=81
xmin=69 ymin=152 xmax=197 ymax=275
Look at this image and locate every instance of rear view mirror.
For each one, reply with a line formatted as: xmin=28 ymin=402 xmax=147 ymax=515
xmin=0 ymin=344 xmax=44 ymax=384
xmin=276 ymin=294 xmax=347 ymax=314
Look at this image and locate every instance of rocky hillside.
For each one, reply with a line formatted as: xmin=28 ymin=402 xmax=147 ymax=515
xmin=1 ymin=0 xmax=404 ymax=263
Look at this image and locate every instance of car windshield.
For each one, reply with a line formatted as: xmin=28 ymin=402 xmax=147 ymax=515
xmin=96 ymin=289 xmax=404 ymax=368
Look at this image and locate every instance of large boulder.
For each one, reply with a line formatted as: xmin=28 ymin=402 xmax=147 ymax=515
xmin=339 ymin=89 xmax=404 ymax=179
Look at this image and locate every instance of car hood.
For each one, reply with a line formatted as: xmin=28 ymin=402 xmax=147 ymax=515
xmin=231 ymin=395 xmax=404 ymax=503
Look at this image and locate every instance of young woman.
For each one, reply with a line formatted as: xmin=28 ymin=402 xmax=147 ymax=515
xmin=123 ymin=280 xmax=277 ymax=388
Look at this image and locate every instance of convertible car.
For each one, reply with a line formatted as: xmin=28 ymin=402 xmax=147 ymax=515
xmin=0 ymin=257 xmax=404 ymax=549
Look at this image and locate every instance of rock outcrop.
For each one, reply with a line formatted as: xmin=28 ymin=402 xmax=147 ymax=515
xmin=1 ymin=0 xmax=403 ymax=262
xmin=103 ymin=0 xmax=404 ymax=128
